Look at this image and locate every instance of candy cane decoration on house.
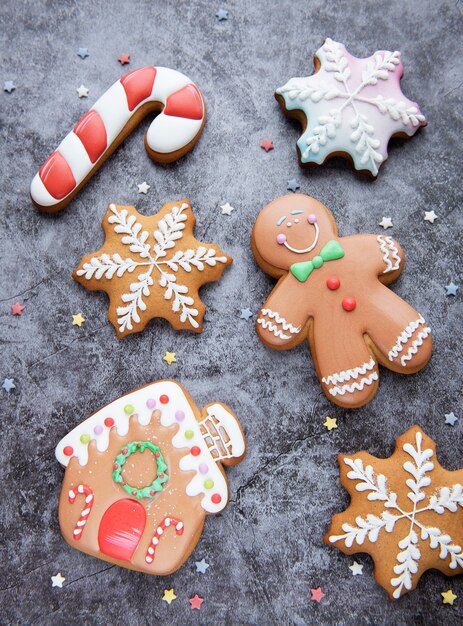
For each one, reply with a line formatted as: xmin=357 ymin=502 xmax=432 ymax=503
xmin=31 ymin=66 xmax=206 ymax=213
xmin=145 ymin=516 xmax=184 ymax=564
xmin=68 ymin=484 xmax=94 ymax=540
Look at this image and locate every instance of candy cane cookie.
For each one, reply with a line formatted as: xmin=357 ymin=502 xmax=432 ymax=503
xmin=31 ymin=67 xmax=206 ymax=213
xmin=145 ymin=517 xmax=184 ymax=564
xmin=68 ymin=484 xmax=94 ymax=540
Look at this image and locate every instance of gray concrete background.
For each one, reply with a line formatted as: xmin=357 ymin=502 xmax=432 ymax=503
xmin=1 ymin=0 xmax=462 ymax=624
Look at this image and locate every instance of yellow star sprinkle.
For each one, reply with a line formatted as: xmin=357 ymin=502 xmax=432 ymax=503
xmin=162 ymin=588 xmax=177 ymax=604
xmin=72 ymin=313 xmax=85 ymax=327
xmin=441 ymin=589 xmax=457 ymax=605
xmin=163 ymin=351 xmax=177 ymax=365
xmin=323 ymin=416 xmax=338 ymax=431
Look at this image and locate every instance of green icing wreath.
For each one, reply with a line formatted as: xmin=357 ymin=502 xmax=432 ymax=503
xmin=112 ymin=441 xmax=168 ymax=499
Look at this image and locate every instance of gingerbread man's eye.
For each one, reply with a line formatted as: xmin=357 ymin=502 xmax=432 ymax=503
xmin=276 ymin=233 xmax=287 ymax=244
xmin=307 ymin=214 xmax=317 ymax=224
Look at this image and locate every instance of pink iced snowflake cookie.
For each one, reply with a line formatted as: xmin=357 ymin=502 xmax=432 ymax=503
xmin=275 ymin=38 xmax=427 ymax=176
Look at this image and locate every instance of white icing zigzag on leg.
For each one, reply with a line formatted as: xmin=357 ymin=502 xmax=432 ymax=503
xmin=257 ymin=308 xmax=301 ymax=340
xmin=377 ymin=235 xmax=401 ymax=273
xmin=400 ymin=327 xmax=431 ymax=366
xmin=388 ymin=316 xmax=427 ymax=361
xmin=326 ymin=372 xmax=379 ymax=397
xmin=322 ymin=357 xmax=376 ymax=385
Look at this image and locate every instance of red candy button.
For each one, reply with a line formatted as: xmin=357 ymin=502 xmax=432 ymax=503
xmin=191 ymin=446 xmax=201 ymax=456
xmin=342 ymin=297 xmax=357 ymax=312
xmin=211 ymin=493 xmax=222 ymax=504
xmin=160 ymin=395 xmax=169 ymax=404
xmin=326 ymin=276 xmax=340 ymax=290
xmin=104 ymin=417 xmax=115 ymax=427
xmin=63 ymin=446 xmax=74 ymax=456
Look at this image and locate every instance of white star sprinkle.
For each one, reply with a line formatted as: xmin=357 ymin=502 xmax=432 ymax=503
xmin=349 ymin=561 xmax=364 ymax=576
xmin=424 ymin=210 xmax=437 ymax=224
xmin=51 ymin=573 xmax=66 ymax=588
xmin=137 ymin=181 xmax=150 ymax=194
xmin=220 ymin=202 xmax=235 ymax=215
xmin=379 ymin=217 xmax=393 ymax=229
xmin=76 ymin=85 xmax=89 ymax=98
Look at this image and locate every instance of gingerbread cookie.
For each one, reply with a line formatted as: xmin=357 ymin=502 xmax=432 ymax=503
xmin=252 ymin=194 xmax=432 ymax=408
xmin=56 ymin=380 xmax=246 ymax=575
xmin=275 ymin=38 xmax=426 ymax=176
xmin=325 ymin=426 xmax=463 ymax=599
xmin=31 ymin=66 xmax=206 ymax=212
xmin=73 ymin=200 xmax=231 ymax=338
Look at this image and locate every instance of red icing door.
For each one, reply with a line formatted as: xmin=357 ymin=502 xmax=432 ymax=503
xmin=98 ymin=499 xmax=146 ymax=562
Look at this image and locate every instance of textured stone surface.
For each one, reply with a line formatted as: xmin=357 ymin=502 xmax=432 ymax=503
xmin=1 ymin=0 xmax=462 ymax=623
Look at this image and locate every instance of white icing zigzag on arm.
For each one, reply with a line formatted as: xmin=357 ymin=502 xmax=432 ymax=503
xmin=388 ymin=316 xmax=429 ymax=361
xmin=322 ymin=358 xmax=378 ymax=397
xmin=257 ymin=309 xmax=301 ymax=340
xmin=260 ymin=309 xmax=301 ymax=334
xmin=257 ymin=319 xmax=291 ymax=340
xmin=377 ymin=235 xmax=401 ymax=273
xmin=400 ymin=327 xmax=431 ymax=366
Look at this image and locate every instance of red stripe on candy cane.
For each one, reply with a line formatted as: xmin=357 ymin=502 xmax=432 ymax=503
xmin=68 ymin=484 xmax=94 ymax=540
xmin=39 ymin=151 xmax=76 ymax=199
xmin=164 ymin=84 xmax=204 ymax=120
xmin=73 ymin=110 xmax=107 ymax=163
xmin=145 ymin=516 xmax=184 ymax=564
xmin=120 ymin=67 xmax=157 ymax=111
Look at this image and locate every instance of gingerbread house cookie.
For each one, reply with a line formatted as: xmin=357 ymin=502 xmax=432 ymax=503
xmin=56 ymin=381 xmax=246 ymax=575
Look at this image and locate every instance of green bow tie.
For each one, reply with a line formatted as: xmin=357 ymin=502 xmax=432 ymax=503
xmin=290 ymin=240 xmax=345 ymax=282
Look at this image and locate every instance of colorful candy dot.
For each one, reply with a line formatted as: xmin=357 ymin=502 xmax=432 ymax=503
xmin=211 ymin=493 xmax=222 ymax=504
xmin=276 ymin=233 xmax=286 ymax=244
xmin=124 ymin=404 xmax=134 ymax=415
xmin=80 ymin=433 xmax=90 ymax=444
xmin=155 ymin=451 xmax=160 ymax=458
xmin=63 ymin=446 xmax=74 ymax=456
xmin=150 ymin=490 xmax=155 ymax=496
xmin=191 ymin=446 xmax=201 ymax=456
xmin=198 ymin=463 xmax=208 ymax=474
xmin=175 ymin=410 xmax=185 ymax=421
xmin=204 ymin=479 xmax=214 ymax=489
xmin=113 ymin=463 xmax=119 ymax=470
xmin=342 ymin=297 xmax=357 ymax=312
xmin=159 ymin=473 xmax=165 ymax=479
xmin=146 ymin=398 xmax=156 ymax=409
xmin=185 ymin=430 xmax=194 ymax=440
xmin=104 ymin=417 xmax=114 ymax=427
xmin=132 ymin=490 xmax=137 ymax=496
xmin=160 ymin=394 xmax=169 ymax=404
xmin=94 ymin=424 xmax=103 ymax=435
xmin=308 ymin=214 xmax=317 ymax=224
xmin=327 ymin=276 xmax=340 ymax=290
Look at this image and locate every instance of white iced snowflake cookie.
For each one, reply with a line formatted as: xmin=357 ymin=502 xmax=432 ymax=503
xmin=73 ymin=200 xmax=232 ymax=338
xmin=325 ymin=425 xmax=463 ymax=599
xmin=276 ymin=38 xmax=426 ymax=176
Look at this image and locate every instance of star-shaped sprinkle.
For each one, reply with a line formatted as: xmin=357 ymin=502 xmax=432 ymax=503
xmin=349 ymin=561 xmax=364 ymax=576
xmin=379 ymin=217 xmax=393 ymax=229
xmin=424 ymin=210 xmax=437 ymax=224
xmin=137 ymin=181 xmax=150 ymax=194
xmin=445 ymin=412 xmax=458 ymax=426
xmin=220 ymin=202 xmax=235 ymax=215
xmin=11 ymin=302 xmax=25 ymax=315
xmin=2 ymin=378 xmax=15 ymax=393
xmin=310 ymin=587 xmax=325 ymax=603
xmin=189 ymin=594 xmax=204 ymax=610
xmin=441 ymin=589 xmax=457 ymax=605
xmin=287 ymin=178 xmax=300 ymax=192
xmin=240 ymin=308 xmax=253 ymax=321
xmin=162 ymin=589 xmax=177 ymax=604
xmin=4 ymin=80 xmax=15 ymax=93
xmin=323 ymin=416 xmax=337 ymax=431
xmin=445 ymin=282 xmax=459 ymax=296
xmin=216 ymin=8 xmax=229 ymax=20
xmin=195 ymin=558 xmax=209 ymax=573
xmin=51 ymin=573 xmax=65 ymax=588
xmin=118 ymin=53 xmax=131 ymax=65
xmin=72 ymin=313 xmax=85 ymax=327
xmin=77 ymin=84 xmax=89 ymax=98
xmin=163 ymin=351 xmax=177 ymax=365
xmin=260 ymin=139 xmax=274 ymax=152
xmin=77 ymin=47 xmax=89 ymax=59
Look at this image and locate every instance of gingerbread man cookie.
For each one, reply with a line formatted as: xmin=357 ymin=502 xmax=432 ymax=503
xmin=325 ymin=426 xmax=463 ymax=599
xmin=31 ymin=66 xmax=206 ymax=212
xmin=252 ymin=195 xmax=432 ymax=408
xmin=56 ymin=380 xmax=246 ymax=575
xmin=275 ymin=38 xmax=426 ymax=176
xmin=73 ymin=200 xmax=231 ymax=338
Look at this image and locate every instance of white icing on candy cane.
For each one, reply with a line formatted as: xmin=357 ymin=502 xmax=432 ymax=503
xmin=55 ymin=381 xmax=245 ymax=514
xmin=31 ymin=67 xmax=206 ymax=210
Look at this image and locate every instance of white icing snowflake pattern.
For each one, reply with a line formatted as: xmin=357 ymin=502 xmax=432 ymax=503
xmin=329 ymin=430 xmax=463 ymax=599
xmin=76 ymin=203 xmax=228 ymax=334
xmin=276 ymin=38 xmax=426 ymax=175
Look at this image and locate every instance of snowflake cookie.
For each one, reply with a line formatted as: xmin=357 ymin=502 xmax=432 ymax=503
xmin=325 ymin=426 xmax=463 ymax=599
xmin=275 ymin=38 xmax=426 ymax=176
xmin=73 ymin=200 xmax=232 ymax=338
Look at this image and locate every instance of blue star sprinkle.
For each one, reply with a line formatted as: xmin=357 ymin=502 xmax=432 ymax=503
xmin=2 ymin=378 xmax=15 ymax=392
xmin=445 ymin=282 xmax=459 ymax=296
xmin=77 ymin=47 xmax=89 ymax=59
xmin=240 ymin=308 xmax=253 ymax=321
xmin=287 ymin=178 xmax=300 ymax=192
xmin=216 ymin=8 xmax=229 ymax=20
xmin=4 ymin=81 xmax=15 ymax=93
xmin=195 ymin=559 xmax=209 ymax=574
xmin=445 ymin=412 xmax=458 ymax=426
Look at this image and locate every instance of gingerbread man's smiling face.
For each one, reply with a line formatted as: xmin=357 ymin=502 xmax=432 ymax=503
xmin=252 ymin=195 xmax=338 ymax=272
